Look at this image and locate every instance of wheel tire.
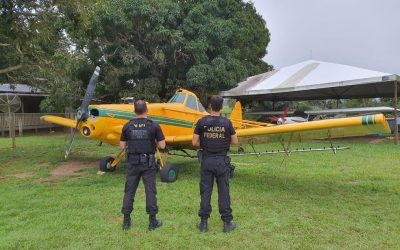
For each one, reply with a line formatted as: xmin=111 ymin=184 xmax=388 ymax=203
xmin=238 ymin=147 xmax=245 ymax=154
xmin=160 ymin=164 xmax=178 ymax=183
xmin=99 ymin=156 xmax=116 ymax=172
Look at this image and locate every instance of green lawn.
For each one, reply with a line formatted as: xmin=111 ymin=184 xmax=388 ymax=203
xmin=0 ymin=134 xmax=399 ymax=249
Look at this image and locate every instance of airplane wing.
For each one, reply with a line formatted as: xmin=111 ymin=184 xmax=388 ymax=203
xmin=41 ymin=115 xmax=77 ymax=129
xmin=165 ymin=114 xmax=391 ymax=146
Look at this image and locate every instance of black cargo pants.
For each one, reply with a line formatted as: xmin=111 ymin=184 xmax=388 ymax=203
xmin=198 ymin=155 xmax=233 ymax=222
xmin=121 ymin=162 xmax=158 ymax=216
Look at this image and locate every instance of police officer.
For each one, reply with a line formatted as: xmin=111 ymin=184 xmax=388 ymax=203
xmin=120 ymin=100 xmax=166 ymax=231
xmin=192 ymin=95 xmax=238 ymax=233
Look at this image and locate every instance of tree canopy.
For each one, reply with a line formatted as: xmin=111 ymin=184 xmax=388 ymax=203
xmin=86 ymin=0 xmax=271 ymax=103
xmin=1 ymin=0 xmax=271 ymax=110
xmin=0 ymin=0 xmax=99 ymax=111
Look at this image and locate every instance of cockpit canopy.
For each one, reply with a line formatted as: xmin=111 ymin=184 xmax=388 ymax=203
xmin=167 ymin=90 xmax=206 ymax=112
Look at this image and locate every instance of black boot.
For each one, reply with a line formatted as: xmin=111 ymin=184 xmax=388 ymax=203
xmin=223 ymin=221 xmax=236 ymax=233
xmin=197 ymin=219 xmax=208 ymax=233
xmin=122 ymin=214 xmax=131 ymax=231
xmin=148 ymin=215 xmax=163 ymax=231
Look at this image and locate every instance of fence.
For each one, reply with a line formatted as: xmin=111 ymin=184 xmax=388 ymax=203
xmin=0 ymin=113 xmax=74 ymax=137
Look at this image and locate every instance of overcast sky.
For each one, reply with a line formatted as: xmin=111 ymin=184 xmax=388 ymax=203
xmin=250 ymin=0 xmax=400 ymax=74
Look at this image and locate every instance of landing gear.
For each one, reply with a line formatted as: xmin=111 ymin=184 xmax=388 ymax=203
xmin=99 ymin=149 xmax=126 ymax=172
xmin=160 ymin=164 xmax=178 ymax=183
xmin=99 ymin=156 xmax=116 ymax=172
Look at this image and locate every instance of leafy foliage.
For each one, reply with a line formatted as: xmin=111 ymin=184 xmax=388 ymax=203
xmin=0 ymin=0 xmax=62 ymax=83
xmin=0 ymin=0 xmax=99 ymax=111
xmin=1 ymin=0 xmax=271 ymax=110
xmin=86 ymin=0 xmax=271 ymax=102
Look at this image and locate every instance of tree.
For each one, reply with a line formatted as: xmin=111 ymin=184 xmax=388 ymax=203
xmin=1 ymin=0 xmax=271 ymax=110
xmin=84 ymin=0 xmax=271 ymax=102
xmin=0 ymin=1 xmax=61 ymax=84
xmin=0 ymin=0 xmax=100 ymax=111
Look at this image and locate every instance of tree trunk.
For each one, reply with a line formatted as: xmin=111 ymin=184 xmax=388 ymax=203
xmin=0 ymin=64 xmax=22 ymax=75
xmin=158 ymin=69 xmax=169 ymax=99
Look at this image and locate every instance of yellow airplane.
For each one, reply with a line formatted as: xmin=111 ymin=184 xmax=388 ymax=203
xmin=41 ymin=67 xmax=391 ymax=182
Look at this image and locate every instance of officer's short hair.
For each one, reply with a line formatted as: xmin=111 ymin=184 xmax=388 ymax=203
xmin=210 ymin=95 xmax=224 ymax=112
xmin=134 ymin=100 xmax=147 ymax=115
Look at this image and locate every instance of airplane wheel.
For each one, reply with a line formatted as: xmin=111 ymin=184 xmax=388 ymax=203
xmin=99 ymin=156 xmax=116 ymax=172
xmin=238 ymin=147 xmax=245 ymax=154
xmin=160 ymin=164 xmax=178 ymax=183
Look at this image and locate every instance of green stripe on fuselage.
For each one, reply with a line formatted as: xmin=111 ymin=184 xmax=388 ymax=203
xmin=367 ymin=115 xmax=374 ymax=125
xmin=361 ymin=115 xmax=375 ymax=126
xmin=362 ymin=116 xmax=367 ymax=125
xmin=93 ymin=108 xmax=194 ymax=128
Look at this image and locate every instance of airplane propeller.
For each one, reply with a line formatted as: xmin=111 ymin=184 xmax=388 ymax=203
xmin=65 ymin=66 xmax=100 ymax=159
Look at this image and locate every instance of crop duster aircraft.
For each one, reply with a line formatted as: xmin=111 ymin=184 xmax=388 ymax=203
xmin=41 ymin=67 xmax=391 ymax=182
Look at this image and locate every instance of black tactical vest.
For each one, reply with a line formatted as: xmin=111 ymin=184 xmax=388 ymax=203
xmin=127 ymin=119 xmax=155 ymax=154
xmin=200 ymin=116 xmax=231 ymax=155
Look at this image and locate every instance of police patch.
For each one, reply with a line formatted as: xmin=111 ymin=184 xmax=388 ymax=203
xmin=129 ymin=130 xmax=149 ymax=140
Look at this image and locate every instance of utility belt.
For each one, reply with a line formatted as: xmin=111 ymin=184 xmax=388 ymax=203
xmin=201 ymin=150 xmax=228 ymax=158
xmin=199 ymin=149 xmax=230 ymax=165
xmin=127 ymin=153 xmax=156 ymax=168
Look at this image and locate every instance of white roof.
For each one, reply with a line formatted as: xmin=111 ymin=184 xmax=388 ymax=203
xmin=221 ymin=60 xmax=398 ymax=101
xmin=0 ymin=84 xmax=46 ymax=96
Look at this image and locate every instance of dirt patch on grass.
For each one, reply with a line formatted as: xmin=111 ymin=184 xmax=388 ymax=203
xmin=14 ymin=173 xmax=35 ymax=179
xmin=49 ymin=161 xmax=98 ymax=179
xmin=368 ymin=138 xmax=388 ymax=144
xmin=105 ymin=215 xmax=120 ymax=225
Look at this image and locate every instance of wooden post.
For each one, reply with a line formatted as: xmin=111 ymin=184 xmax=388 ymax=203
xmin=8 ymin=108 xmax=16 ymax=148
xmin=394 ymin=81 xmax=398 ymax=145
xmin=18 ymin=115 xmax=23 ymax=136
xmin=0 ymin=114 xmax=4 ymax=137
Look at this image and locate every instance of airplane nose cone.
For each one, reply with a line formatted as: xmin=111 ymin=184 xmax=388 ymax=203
xmin=82 ymin=126 xmax=91 ymax=136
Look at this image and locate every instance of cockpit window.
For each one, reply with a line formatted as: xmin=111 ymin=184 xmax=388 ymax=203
xmin=186 ymin=95 xmax=198 ymax=111
xmin=167 ymin=93 xmax=186 ymax=104
xmin=198 ymin=101 xmax=206 ymax=112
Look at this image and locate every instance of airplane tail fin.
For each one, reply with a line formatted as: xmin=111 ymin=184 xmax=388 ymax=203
xmin=230 ymin=101 xmax=243 ymax=129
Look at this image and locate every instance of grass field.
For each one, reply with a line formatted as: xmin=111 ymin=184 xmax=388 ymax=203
xmin=0 ymin=134 xmax=399 ymax=249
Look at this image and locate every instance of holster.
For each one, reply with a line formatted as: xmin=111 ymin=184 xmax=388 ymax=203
xmin=128 ymin=153 xmax=155 ymax=168
xmin=148 ymin=154 xmax=156 ymax=169
xmin=224 ymin=156 xmax=231 ymax=166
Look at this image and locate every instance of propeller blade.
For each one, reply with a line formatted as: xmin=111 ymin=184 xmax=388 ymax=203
xmin=64 ymin=66 xmax=100 ymax=159
xmin=77 ymin=66 xmax=100 ymax=120
xmin=65 ymin=127 xmax=78 ymax=159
